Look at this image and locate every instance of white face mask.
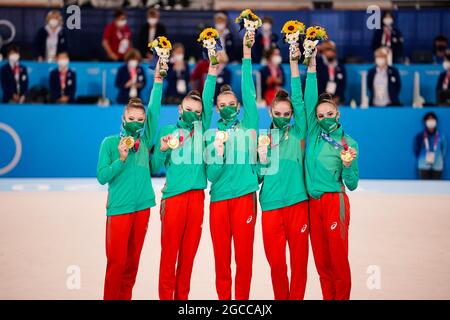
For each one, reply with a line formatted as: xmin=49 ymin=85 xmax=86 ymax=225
xmin=215 ymin=23 xmax=226 ymax=32
xmin=116 ymin=19 xmax=127 ymax=28
xmin=426 ymin=119 xmax=437 ymax=130
xmin=148 ymin=18 xmax=158 ymax=26
xmin=58 ymin=59 xmax=69 ymax=68
xmin=375 ymin=57 xmax=386 ymax=67
xmin=173 ymin=54 xmax=184 ymax=62
xmin=443 ymin=61 xmax=450 ymax=71
xmin=48 ymin=18 xmax=59 ymax=28
xmin=262 ymin=23 xmax=271 ymax=32
xmin=8 ymin=53 xmax=19 ymax=64
xmin=272 ymin=55 xmax=282 ymax=65
xmin=383 ymin=17 xmax=393 ymax=26
xmin=128 ymin=60 xmax=138 ymax=68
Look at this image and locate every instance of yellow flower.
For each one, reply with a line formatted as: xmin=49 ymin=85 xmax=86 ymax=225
xmin=236 ymin=8 xmax=260 ymax=23
xmin=198 ymin=27 xmax=219 ymax=42
xmin=148 ymin=39 xmax=158 ymax=48
xmin=282 ymin=20 xmax=305 ymax=34
xmin=158 ymin=36 xmax=172 ymax=49
xmin=315 ymin=26 xmax=328 ymax=39
xmin=306 ymin=26 xmax=328 ymax=40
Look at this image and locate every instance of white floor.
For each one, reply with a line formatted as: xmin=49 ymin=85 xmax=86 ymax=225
xmin=0 ymin=178 xmax=449 ymax=300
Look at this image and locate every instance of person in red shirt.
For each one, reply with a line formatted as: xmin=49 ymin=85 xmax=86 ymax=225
xmin=102 ymin=9 xmax=132 ymax=61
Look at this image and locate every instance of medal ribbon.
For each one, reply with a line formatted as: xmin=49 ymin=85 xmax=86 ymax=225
xmin=176 ymin=122 xmax=195 ymax=147
xmin=320 ymin=131 xmax=348 ymax=151
xmin=423 ymin=130 xmax=439 ymax=152
xmin=268 ymin=125 xmax=290 ymax=148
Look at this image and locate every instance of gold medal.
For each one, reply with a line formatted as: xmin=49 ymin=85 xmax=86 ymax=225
xmin=123 ymin=136 xmax=135 ymax=150
xmin=340 ymin=150 xmax=353 ymax=162
xmin=258 ymin=135 xmax=271 ymax=146
xmin=216 ymin=130 xmax=228 ymax=142
xmin=168 ymin=136 xmax=180 ymax=149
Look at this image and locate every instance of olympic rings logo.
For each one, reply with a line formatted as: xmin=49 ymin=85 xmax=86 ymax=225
xmin=0 ymin=123 xmax=22 ymax=175
xmin=0 ymin=20 xmax=16 ymax=49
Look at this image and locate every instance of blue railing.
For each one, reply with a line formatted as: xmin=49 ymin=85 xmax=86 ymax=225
xmin=0 ymin=104 xmax=449 ymax=179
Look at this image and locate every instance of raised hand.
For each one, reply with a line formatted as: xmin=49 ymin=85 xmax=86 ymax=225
xmin=154 ymin=58 xmax=163 ymax=83
xmin=243 ymin=31 xmax=255 ymax=58
xmin=290 ymin=46 xmax=301 ymax=62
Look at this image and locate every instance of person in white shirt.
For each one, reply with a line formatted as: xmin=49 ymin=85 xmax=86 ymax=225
xmin=367 ymin=48 xmax=402 ymax=107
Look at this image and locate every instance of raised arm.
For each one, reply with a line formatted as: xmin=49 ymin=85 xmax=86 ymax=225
xmin=201 ymin=61 xmax=218 ymax=130
xmin=241 ymin=32 xmax=258 ymax=131
xmin=305 ymin=49 xmax=319 ymax=138
xmin=143 ymin=61 xmax=164 ymax=148
xmin=97 ymin=138 xmax=125 ymax=185
xmin=289 ymin=47 xmax=307 ymax=138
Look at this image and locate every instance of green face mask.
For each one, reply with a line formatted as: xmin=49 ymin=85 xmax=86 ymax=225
xmin=219 ymin=105 xmax=238 ymax=122
xmin=181 ymin=110 xmax=200 ymax=126
xmin=124 ymin=121 xmax=144 ymax=135
xmin=319 ymin=116 xmax=339 ymax=133
xmin=272 ymin=116 xmax=291 ymax=130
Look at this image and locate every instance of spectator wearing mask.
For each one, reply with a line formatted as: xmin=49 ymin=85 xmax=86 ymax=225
xmin=367 ymin=48 xmax=401 ymax=107
xmin=190 ymin=50 xmax=231 ymax=98
xmin=436 ymin=50 xmax=450 ymax=106
xmin=34 ymin=10 xmax=68 ymax=62
xmin=260 ymin=47 xmax=285 ymax=105
xmin=433 ymin=35 xmax=448 ymax=65
xmin=102 ymin=9 xmax=132 ymax=61
xmin=254 ymin=16 xmax=278 ymax=63
xmin=138 ymin=8 xmax=167 ymax=61
xmin=1 ymin=45 xmax=28 ymax=103
xmin=49 ymin=52 xmax=76 ymax=103
xmin=164 ymin=43 xmax=190 ymax=104
xmin=115 ymin=49 xmax=146 ymax=104
xmin=372 ymin=11 xmax=404 ymax=64
xmin=414 ymin=112 xmax=447 ymax=180
xmin=214 ymin=12 xmax=237 ymax=62
xmin=316 ymin=40 xmax=346 ymax=105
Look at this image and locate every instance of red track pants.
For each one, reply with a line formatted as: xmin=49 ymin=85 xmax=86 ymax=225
xmin=159 ymin=190 xmax=205 ymax=300
xmin=103 ymin=208 xmax=150 ymax=300
xmin=262 ymin=201 xmax=309 ymax=300
xmin=210 ymin=192 xmax=257 ymax=300
xmin=309 ymin=192 xmax=351 ymax=300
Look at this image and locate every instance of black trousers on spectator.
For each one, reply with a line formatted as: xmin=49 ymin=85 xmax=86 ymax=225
xmin=418 ymin=169 xmax=442 ymax=180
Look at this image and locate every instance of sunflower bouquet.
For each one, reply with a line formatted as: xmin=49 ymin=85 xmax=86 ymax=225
xmin=235 ymin=9 xmax=262 ymax=48
xmin=197 ymin=27 xmax=222 ymax=65
xmin=148 ymin=36 xmax=172 ymax=77
xmin=303 ymin=25 xmax=328 ymax=65
xmin=281 ymin=20 xmax=305 ymax=61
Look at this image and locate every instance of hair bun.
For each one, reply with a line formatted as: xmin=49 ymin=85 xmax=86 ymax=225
xmin=219 ymin=84 xmax=232 ymax=93
xmin=128 ymin=97 xmax=143 ymax=104
xmin=188 ymin=90 xmax=201 ymax=98
xmin=275 ymin=89 xmax=289 ymax=99
xmin=318 ymin=92 xmax=334 ymax=103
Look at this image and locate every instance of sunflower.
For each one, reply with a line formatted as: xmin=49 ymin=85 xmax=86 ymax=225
xmin=235 ymin=8 xmax=260 ymax=23
xmin=282 ymin=20 xmax=305 ymax=34
xmin=198 ymin=27 xmax=219 ymax=42
xmin=315 ymin=26 xmax=328 ymax=40
xmin=159 ymin=36 xmax=172 ymax=49
xmin=306 ymin=26 xmax=328 ymax=40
